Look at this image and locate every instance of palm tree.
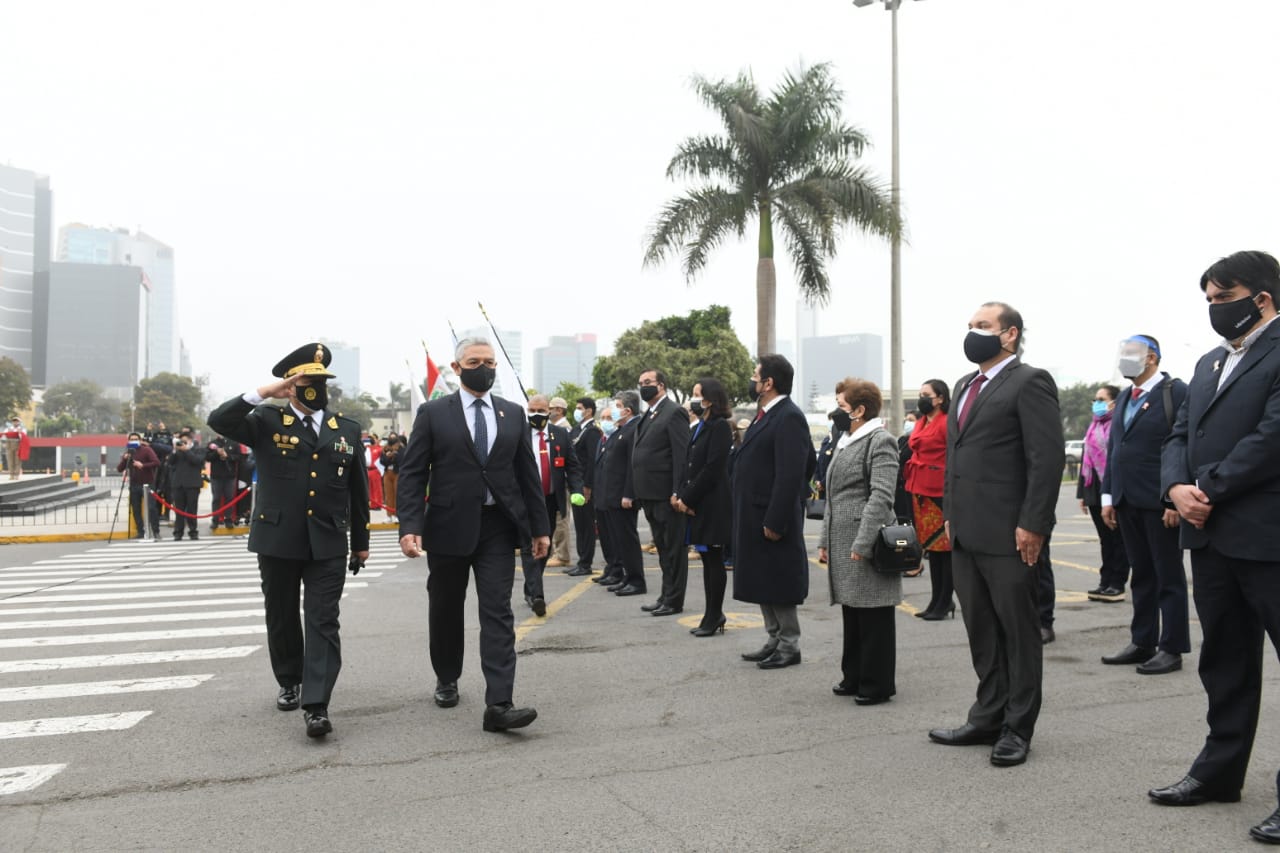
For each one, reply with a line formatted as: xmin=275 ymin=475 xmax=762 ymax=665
xmin=644 ymin=63 xmax=900 ymax=356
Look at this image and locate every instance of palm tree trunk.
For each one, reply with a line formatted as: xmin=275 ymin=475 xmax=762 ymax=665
xmin=756 ymin=200 xmax=776 ymax=356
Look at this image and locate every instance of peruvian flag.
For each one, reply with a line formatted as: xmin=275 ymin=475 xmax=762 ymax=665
xmin=425 ymin=353 xmax=450 ymax=400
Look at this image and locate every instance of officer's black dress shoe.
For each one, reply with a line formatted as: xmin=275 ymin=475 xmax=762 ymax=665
xmin=990 ymin=729 xmax=1030 ymax=766
xmin=832 ymin=683 xmax=858 ymax=696
xmin=928 ymin=722 xmax=1002 ymax=746
xmin=526 ymin=596 xmax=546 ymax=617
xmin=614 ymin=584 xmax=646 ymax=596
xmin=303 ymin=708 xmax=332 ymax=738
xmin=1101 ymin=643 xmax=1155 ymax=665
xmin=1040 ymin=626 xmax=1055 ymax=645
xmin=434 ymin=681 xmax=459 ymax=708
xmin=1250 ymin=806 xmax=1280 ymax=844
xmin=276 ymin=684 xmax=300 ymax=711
xmin=757 ymin=650 xmax=801 ymax=669
xmin=483 ymin=702 xmax=538 ymax=732
xmin=594 ymin=574 xmax=622 ymax=585
xmin=565 ymin=566 xmax=592 ymax=577
xmin=651 ymin=605 xmax=682 ymax=617
xmin=741 ymin=645 xmax=778 ymax=662
xmin=1148 ymin=775 xmax=1241 ymax=806
xmin=854 ymin=694 xmax=892 ymax=706
xmin=641 ymin=601 xmax=664 ymax=612
xmin=1136 ymin=650 xmax=1182 ymax=675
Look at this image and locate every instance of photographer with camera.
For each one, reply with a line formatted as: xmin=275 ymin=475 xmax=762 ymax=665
xmin=205 ymin=435 xmax=242 ymax=532
xmin=167 ymin=434 xmax=205 ymax=540
xmin=146 ymin=422 xmax=175 ymax=522
xmin=116 ymin=432 xmax=160 ymax=540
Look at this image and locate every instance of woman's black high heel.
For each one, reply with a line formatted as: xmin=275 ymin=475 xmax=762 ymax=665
xmin=692 ymin=616 xmax=727 ymax=637
xmin=920 ymin=604 xmax=955 ymax=621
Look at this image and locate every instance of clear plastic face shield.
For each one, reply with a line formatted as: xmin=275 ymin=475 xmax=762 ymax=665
xmin=1116 ymin=336 xmax=1158 ymax=381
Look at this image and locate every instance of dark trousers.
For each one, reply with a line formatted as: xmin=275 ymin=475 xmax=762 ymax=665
xmin=258 ymin=554 xmax=346 ymax=709
xmin=426 ymin=507 xmax=519 ymax=706
xmin=953 ymin=545 xmax=1043 ymax=739
xmin=841 ymin=605 xmax=897 ymax=700
xmin=602 ymin=507 xmax=645 ymax=588
xmin=641 ymin=498 xmax=687 ymax=608
xmin=1088 ymin=504 xmax=1130 ymax=590
xmin=698 ymin=547 xmax=727 ymax=627
xmin=210 ymin=478 xmax=237 ymax=526
xmin=1116 ymin=506 xmax=1190 ymax=653
xmin=572 ymin=501 xmax=597 ymax=569
xmin=924 ymin=550 xmax=954 ymax=615
xmin=128 ymin=485 xmax=159 ymax=538
xmin=1186 ymin=545 xmax=1280 ymax=793
xmin=1038 ymin=539 xmax=1055 ymax=629
xmin=520 ymin=494 xmax=559 ymax=600
xmin=170 ymin=487 xmax=200 ymax=538
xmin=595 ymin=506 xmax=621 ymax=578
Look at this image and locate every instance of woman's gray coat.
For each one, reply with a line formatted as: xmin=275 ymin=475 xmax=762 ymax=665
xmin=820 ymin=427 xmax=902 ymax=608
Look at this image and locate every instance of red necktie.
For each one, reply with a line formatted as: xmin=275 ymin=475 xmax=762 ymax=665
xmin=957 ymin=374 xmax=988 ymax=429
xmin=539 ymin=431 xmax=552 ymax=495
xmin=754 ymin=408 xmax=765 ymax=423
xmin=1131 ymin=387 xmax=1142 ymax=400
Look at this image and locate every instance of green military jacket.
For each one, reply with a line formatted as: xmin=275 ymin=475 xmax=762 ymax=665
xmin=208 ymin=396 xmax=370 ymax=559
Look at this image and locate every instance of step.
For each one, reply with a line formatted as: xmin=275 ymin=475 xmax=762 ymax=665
xmin=0 ymin=487 xmax=101 ymax=516
xmin=0 ymin=475 xmax=63 ymax=498
xmin=0 ymin=481 xmax=94 ymax=508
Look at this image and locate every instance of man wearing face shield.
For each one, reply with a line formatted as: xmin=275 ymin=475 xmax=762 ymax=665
xmin=1098 ymin=336 xmax=1190 ymax=677
xmin=1150 ymin=252 xmax=1280 ymax=846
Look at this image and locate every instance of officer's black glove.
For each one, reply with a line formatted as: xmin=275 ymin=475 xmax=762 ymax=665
xmin=348 ymin=555 xmax=364 ymax=576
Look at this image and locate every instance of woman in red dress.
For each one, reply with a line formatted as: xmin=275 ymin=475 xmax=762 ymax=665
xmin=364 ymin=434 xmax=383 ymax=512
xmin=904 ymin=379 xmax=953 ymax=620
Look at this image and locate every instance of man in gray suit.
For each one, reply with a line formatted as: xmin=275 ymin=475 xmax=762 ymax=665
xmin=929 ymin=302 xmax=1064 ymax=767
xmin=631 ymin=368 xmax=690 ymax=616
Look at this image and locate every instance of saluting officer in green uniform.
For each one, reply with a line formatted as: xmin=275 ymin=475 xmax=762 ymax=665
xmin=208 ymin=343 xmax=370 ymax=739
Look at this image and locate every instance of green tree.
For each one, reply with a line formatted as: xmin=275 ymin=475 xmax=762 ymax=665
xmin=644 ymin=63 xmax=899 ymax=356
xmin=43 ymin=379 xmax=119 ymax=432
xmin=36 ymin=413 xmax=85 ymax=436
xmin=553 ymin=381 xmax=589 ymax=405
xmin=592 ymin=305 xmax=753 ymax=403
xmin=127 ymin=372 xmax=201 ymax=428
xmin=0 ymin=356 xmax=32 ymax=418
xmin=328 ymin=384 xmax=373 ymax=432
xmin=388 ymin=382 xmax=410 ymax=410
xmin=1060 ymin=381 xmax=1115 ymax=440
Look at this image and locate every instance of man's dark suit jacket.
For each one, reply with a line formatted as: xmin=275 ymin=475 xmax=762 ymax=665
xmin=630 ymin=397 xmax=689 ymax=501
xmin=595 ymin=419 xmax=637 ymax=510
xmin=944 ymin=359 xmax=1064 ymax=553
xmin=572 ymin=421 xmax=603 ymax=492
xmin=396 ymin=390 xmax=549 ymax=557
xmin=167 ymin=445 xmax=206 ymax=490
xmin=535 ymin=422 xmax=584 ymax=516
xmin=1161 ymin=320 xmax=1280 ymax=560
xmin=208 ymin=397 xmax=370 ymax=560
xmin=1103 ymin=372 xmax=1187 ymax=511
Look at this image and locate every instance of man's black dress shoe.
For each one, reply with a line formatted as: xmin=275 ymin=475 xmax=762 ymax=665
xmin=757 ymin=650 xmax=801 ymax=669
xmin=1148 ymin=775 xmax=1241 ymax=806
xmin=614 ymin=584 xmax=646 ymax=596
xmin=483 ymin=702 xmax=538 ymax=732
xmin=1040 ymin=626 xmax=1055 ymax=645
xmin=640 ymin=601 xmax=664 ymax=612
xmin=276 ymin=684 xmax=300 ymax=711
xmin=651 ymin=605 xmax=682 ymax=617
xmin=593 ymin=573 xmax=619 ymax=584
xmin=605 ymin=580 xmax=628 ymax=591
xmin=928 ymin=722 xmax=1001 ymax=746
xmin=832 ymin=683 xmax=858 ymax=696
xmin=1101 ymin=643 xmax=1155 ymax=665
xmin=565 ymin=566 xmax=593 ymax=577
xmin=1250 ymin=806 xmax=1280 ymax=844
xmin=1136 ymin=650 xmax=1182 ymax=675
xmin=527 ymin=596 xmax=546 ymax=617
xmin=303 ymin=708 xmax=332 ymax=738
xmin=990 ymin=729 xmax=1030 ymax=766
xmin=854 ymin=695 xmax=892 ymax=706
xmin=741 ymin=645 xmax=777 ymax=662
xmin=434 ymin=681 xmax=459 ymax=708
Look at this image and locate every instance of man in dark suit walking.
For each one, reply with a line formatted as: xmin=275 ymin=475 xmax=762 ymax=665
xmin=1150 ymin=251 xmax=1280 ymax=846
xmin=568 ymin=397 xmax=602 ymax=577
xmin=519 ymin=394 xmax=584 ymax=616
xmin=929 ymin=302 xmax=1064 ymax=767
xmin=397 ymin=337 xmax=550 ymax=733
xmin=207 ymin=342 xmax=370 ymax=739
xmin=1100 ymin=334 xmax=1190 ymax=675
xmin=732 ymin=354 xmax=813 ymax=670
xmin=631 ymin=369 xmax=689 ymax=616
xmin=596 ymin=391 xmax=646 ymax=596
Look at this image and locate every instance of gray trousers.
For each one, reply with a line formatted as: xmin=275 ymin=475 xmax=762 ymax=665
xmin=760 ymin=603 xmax=801 ymax=653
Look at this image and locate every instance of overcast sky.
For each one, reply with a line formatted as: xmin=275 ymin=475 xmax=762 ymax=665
xmin=5 ymin=0 xmax=1279 ymax=408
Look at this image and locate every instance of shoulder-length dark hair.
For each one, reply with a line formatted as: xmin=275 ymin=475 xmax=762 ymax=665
xmin=924 ymin=378 xmax=951 ymax=414
xmin=696 ymin=377 xmax=732 ymax=419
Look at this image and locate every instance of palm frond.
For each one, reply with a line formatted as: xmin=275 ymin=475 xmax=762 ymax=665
xmin=643 ymin=187 xmax=754 ymax=278
xmin=772 ymin=199 xmax=830 ymax=304
xmin=776 ymin=165 xmax=901 ymax=242
xmin=666 ymin=134 xmax=743 ymax=183
xmin=690 ymin=72 xmax=770 ymax=172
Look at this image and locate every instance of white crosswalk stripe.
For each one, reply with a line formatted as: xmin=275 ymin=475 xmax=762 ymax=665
xmin=0 ymin=530 xmax=405 ymax=796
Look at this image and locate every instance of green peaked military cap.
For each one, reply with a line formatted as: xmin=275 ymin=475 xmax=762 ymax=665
xmin=272 ymin=342 xmax=337 ymax=379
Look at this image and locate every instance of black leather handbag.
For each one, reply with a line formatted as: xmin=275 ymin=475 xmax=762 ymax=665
xmin=871 ymin=520 xmax=923 ymax=574
xmin=805 ymin=490 xmax=826 ymax=520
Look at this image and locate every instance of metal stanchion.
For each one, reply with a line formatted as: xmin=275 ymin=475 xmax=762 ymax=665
xmin=143 ymin=484 xmax=156 ymax=542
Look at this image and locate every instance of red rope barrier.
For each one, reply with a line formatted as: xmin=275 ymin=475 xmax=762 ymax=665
xmin=152 ymin=487 xmax=251 ymax=520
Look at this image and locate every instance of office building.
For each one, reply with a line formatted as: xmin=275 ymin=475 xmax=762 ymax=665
xmin=800 ymin=333 xmax=884 ymax=411
xmin=323 ymin=340 xmax=361 ymax=394
xmin=0 ymin=164 xmax=52 ymax=377
xmin=533 ymin=333 xmax=597 ymax=394
xmin=43 ymin=262 xmax=148 ymax=400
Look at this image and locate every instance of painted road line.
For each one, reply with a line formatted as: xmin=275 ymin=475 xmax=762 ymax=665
xmin=0 ymin=625 xmax=266 ymax=649
xmin=1 ymin=583 xmax=368 ymax=603
xmin=0 ymin=595 xmax=362 ymax=616
xmin=0 ymin=674 xmax=215 ymax=703
xmin=0 ymin=571 xmax=382 ymax=590
xmin=0 ymin=570 xmax=259 ymax=585
xmin=0 ymin=711 xmax=152 ymax=740
xmin=0 ymin=764 xmax=66 ymax=796
xmin=0 ymin=646 xmax=260 ymax=674
xmin=0 ymin=609 xmax=262 ymax=632
xmin=515 ymin=576 xmax=596 ymax=643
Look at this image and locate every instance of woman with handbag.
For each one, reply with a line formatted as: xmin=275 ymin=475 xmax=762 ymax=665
xmin=905 ymin=379 xmax=955 ymax=620
xmin=817 ymin=378 xmax=901 ymax=705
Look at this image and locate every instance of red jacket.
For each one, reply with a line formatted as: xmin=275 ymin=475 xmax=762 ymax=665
xmin=904 ymin=412 xmax=947 ymax=498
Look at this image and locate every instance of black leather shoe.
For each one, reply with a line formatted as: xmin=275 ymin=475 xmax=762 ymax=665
xmin=741 ymin=645 xmax=778 ymax=662
xmin=303 ymin=708 xmax=332 ymax=738
xmin=1137 ymin=650 xmax=1182 ymax=675
xmin=565 ymin=566 xmax=592 ymax=577
xmin=594 ymin=573 xmax=622 ymax=585
xmin=483 ymin=702 xmax=537 ymax=732
xmin=433 ymin=681 xmax=459 ymax=708
xmin=1040 ymin=626 xmax=1055 ymax=645
xmin=1250 ymin=806 xmax=1280 ymax=844
xmin=640 ymin=601 xmax=664 ymax=612
xmin=1102 ymin=643 xmax=1155 ymax=665
xmin=614 ymin=584 xmax=646 ymax=596
xmin=1148 ymin=775 xmax=1241 ymax=806
xmin=990 ymin=729 xmax=1030 ymax=766
xmin=757 ymin=650 xmax=801 ymax=669
xmin=854 ymin=694 xmax=892 ymax=706
xmin=651 ymin=605 xmax=683 ymax=617
xmin=605 ymin=580 xmax=628 ymax=591
xmin=832 ymin=683 xmax=858 ymax=696
xmin=276 ymin=684 xmax=300 ymax=711
xmin=526 ymin=596 xmax=546 ymax=617
xmin=928 ymin=722 xmax=1002 ymax=746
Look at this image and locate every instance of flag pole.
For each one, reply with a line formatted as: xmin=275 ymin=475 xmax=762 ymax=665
xmin=478 ymin=301 xmax=528 ymax=401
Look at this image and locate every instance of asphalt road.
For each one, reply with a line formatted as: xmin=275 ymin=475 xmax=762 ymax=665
xmin=0 ymin=485 xmax=1277 ymax=852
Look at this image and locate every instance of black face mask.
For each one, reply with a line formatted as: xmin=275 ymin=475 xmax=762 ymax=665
xmin=831 ymin=409 xmax=852 ymax=434
xmin=748 ymin=380 xmax=762 ymax=402
xmin=460 ymin=365 xmax=496 ymax=393
xmin=298 ymin=382 xmax=328 ymax=411
xmin=1209 ymin=294 xmax=1264 ymax=341
xmin=528 ymin=413 xmax=549 ymax=431
xmin=639 ymin=385 xmax=660 ymax=403
xmin=689 ymin=399 xmax=704 ymax=417
xmin=917 ymin=396 xmax=935 ymax=415
xmin=964 ymin=329 xmax=1007 ymax=365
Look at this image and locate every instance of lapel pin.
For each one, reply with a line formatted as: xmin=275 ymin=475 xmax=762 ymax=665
xmin=1213 ymin=359 xmax=1221 ymax=372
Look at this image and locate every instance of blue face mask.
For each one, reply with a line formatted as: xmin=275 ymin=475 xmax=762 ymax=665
xmin=1091 ymin=400 xmax=1109 ymax=418
xmin=600 ymin=419 xmax=617 ymax=436
xmin=127 ymin=440 xmax=141 ymax=449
